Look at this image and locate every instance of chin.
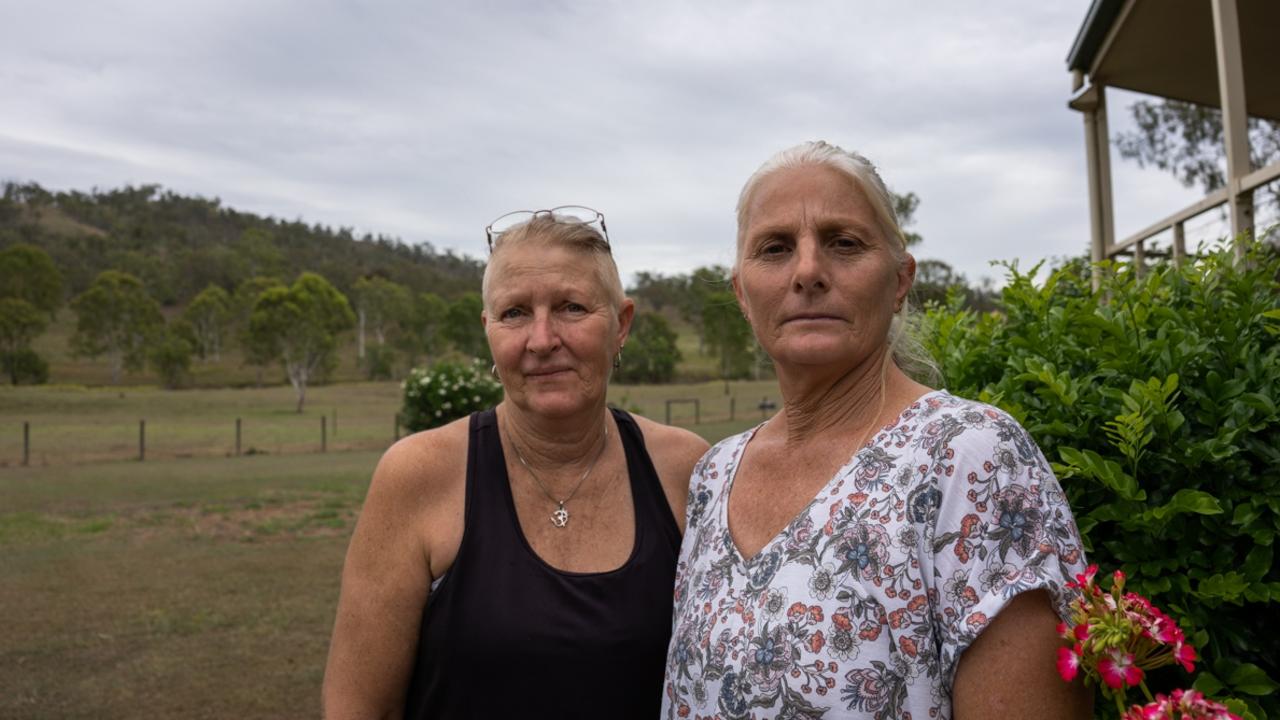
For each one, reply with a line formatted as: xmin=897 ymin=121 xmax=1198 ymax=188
xmin=521 ymin=391 xmax=592 ymax=419
xmin=770 ymin=340 xmax=857 ymax=368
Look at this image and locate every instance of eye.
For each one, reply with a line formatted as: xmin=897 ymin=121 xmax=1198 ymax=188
xmin=563 ymin=302 xmax=589 ymax=314
xmin=754 ymin=235 xmax=791 ymax=258
xmin=829 ymin=233 xmax=866 ymax=251
xmin=499 ymin=307 xmax=525 ymax=320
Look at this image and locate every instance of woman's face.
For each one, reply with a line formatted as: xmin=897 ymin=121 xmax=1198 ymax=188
xmin=734 ymin=164 xmax=914 ymax=373
xmin=483 ymin=243 xmax=633 ymax=419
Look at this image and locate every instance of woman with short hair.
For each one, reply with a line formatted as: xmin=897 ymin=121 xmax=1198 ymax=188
xmin=324 ymin=207 xmax=708 ymax=719
xmin=662 ymin=142 xmax=1091 ymax=719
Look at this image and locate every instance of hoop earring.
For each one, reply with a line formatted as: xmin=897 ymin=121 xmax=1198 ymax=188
xmin=491 ymin=363 xmax=499 ymax=378
xmin=613 ymin=351 xmax=622 ymax=370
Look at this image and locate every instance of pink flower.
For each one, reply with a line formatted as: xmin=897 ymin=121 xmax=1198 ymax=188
xmin=1171 ymin=688 xmax=1241 ymax=719
xmin=1122 ymin=689 xmax=1242 ymax=720
xmin=1073 ymin=623 xmax=1090 ymax=642
xmin=1174 ymin=643 xmax=1197 ymax=673
xmin=1098 ymin=648 xmax=1144 ymax=689
xmin=1056 ymin=644 xmax=1082 ymax=682
xmin=1067 ymin=564 xmax=1099 ymax=590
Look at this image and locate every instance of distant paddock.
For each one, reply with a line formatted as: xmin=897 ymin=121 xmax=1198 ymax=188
xmin=0 ymin=379 xmax=780 ymax=467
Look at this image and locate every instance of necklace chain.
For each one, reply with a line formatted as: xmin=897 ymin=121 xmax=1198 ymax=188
xmin=507 ymin=421 xmax=610 ymax=528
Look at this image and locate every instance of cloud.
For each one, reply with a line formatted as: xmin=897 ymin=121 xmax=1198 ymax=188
xmin=5 ymin=0 xmax=1204 ymax=287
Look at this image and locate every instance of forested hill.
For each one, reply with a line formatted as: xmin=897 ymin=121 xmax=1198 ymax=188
xmin=0 ymin=181 xmax=484 ymax=306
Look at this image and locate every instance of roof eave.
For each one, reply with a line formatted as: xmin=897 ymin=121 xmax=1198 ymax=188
xmin=1067 ymin=0 xmax=1125 ymax=73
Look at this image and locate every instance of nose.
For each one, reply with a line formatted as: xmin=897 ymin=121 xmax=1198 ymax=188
xmin=791 ymin=236 xmax=828 ymax=293
xmin=526 ymin=311 xmax=560 ymax=355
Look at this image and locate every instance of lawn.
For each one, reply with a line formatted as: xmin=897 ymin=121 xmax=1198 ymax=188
xmin=0 ymin=378 xmax=778 ymax=466
xmin=0 ymin=451 xmax=376 ymax=720
xmin=0 ymin=377 xmax=776 ymax=718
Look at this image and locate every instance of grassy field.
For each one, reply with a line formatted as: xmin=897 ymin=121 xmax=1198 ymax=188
xmin=0 ymin=377 xmax=774 ymax=718
xmin=1 ymin=451 xmax=375 ymax=720
xmin=0 ymin=378 xmax=779 ymax=467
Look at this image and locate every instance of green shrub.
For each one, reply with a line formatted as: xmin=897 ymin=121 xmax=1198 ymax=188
xmin=918 ymin=242 xmax=1280 ymax=718
xmin=616 ymin=312 xmax=681 ymax=384
xmin=400 ymin=359 xmax=503 ymax=432
xmin=148 ymin=329 xmax=194 ymax=389
xmin=1 ymin=347 xmax=49 ymax=385
xmin=363 ymin=345 xmax=396 ymax=381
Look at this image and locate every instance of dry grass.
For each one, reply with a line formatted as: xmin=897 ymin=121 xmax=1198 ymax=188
xmin=0 ymin=451 xmax=377 ymax=720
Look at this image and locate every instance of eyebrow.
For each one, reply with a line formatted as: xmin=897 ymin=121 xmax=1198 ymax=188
xmin=749 ymin=217 xmax=880 ymax=240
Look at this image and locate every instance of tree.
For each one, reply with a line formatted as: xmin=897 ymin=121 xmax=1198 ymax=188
xmin=684 ymin=266 xmax=731 ymax=355
xmin=702 ymin=290 xmax=755 ymax=383
xmin=398 ymin=291 xmax=448 ymax=367
xmin=615 ymin=312 xmax=681 ymax=384
xmin=0 ymin=297 xmax=48 ymax=384
xmin=149 ymin=325 xmax=195 ymax=389
xmin=0 ymin=243 xmax=63 ymax=316
xmin=247 ymin=272 xmax=355 ymax=412
xmin=234 ymin=276 xmax=285 ymax=386
xmin=1116 ymin=98 xmax=1280 ymax=208
xmin=351 ymin=275 xmax=411 ymax=359
xmin=183 ymin=284 xmax=232 ymax=361
xmin=891 ymin=191 xmax=924 ymax=247
xmin=443 ymin=292 xmax=488 ymax=361
xmin=628 ymin=271 xmax=689 ymax=313
xmin=911 ymin=259 xmax=969 ymax=307
xmin=69 ymin=270 xmax=163 ymax=384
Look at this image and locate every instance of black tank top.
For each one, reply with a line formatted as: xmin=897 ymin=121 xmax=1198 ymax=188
xmin=403 ymin=408 xmax=682 ymax=719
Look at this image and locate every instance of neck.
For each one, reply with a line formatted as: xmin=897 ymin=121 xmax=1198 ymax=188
xmin=499 ymin=400 xmax=611 ymax=470
xmin=771 ymin=348 xmax=916 ymax=448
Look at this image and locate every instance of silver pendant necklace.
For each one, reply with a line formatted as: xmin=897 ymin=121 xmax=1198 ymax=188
xmin=507 ymin=421 xmax=610 ymax=528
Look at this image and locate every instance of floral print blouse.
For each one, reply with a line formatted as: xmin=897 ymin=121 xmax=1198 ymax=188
xmin=661 ymin=390 xmax=1086 ymax=720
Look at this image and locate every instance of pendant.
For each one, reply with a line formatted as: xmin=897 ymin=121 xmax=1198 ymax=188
xmin=551 ymin=504 xmax=569 ymax=528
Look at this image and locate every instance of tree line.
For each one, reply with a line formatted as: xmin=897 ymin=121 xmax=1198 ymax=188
xmin=0 ymin=181 xmax=1008 ymax=402
xmin=0 ymin=240 xmax=495 ymax=411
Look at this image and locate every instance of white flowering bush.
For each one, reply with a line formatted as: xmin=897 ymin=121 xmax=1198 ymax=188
xmin=400 ymin=359 xmax=503 ymax=431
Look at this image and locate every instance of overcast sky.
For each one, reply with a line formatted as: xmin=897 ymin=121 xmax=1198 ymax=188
xmin=1 ymin=0 xmax=1223 ymax=287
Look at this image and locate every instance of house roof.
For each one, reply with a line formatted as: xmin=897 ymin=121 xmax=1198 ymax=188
xmin=1067 ymin=0 xmax=1280 ymax=121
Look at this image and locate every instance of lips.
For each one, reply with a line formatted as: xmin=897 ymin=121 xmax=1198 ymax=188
xmin=783 ymin=313 xmax=842 ymax=323
xmin=524 ymin=367 xmax=572 ymax=378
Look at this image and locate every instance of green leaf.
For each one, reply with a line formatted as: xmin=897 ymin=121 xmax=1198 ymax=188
xmin=1229 ymin=663 xmax=1280 ymax=696
xmin=1195 ymin=671 xmax=1227 ymax=695
xmin=1149 ymin=489 xmax=1224 ymax=520
xmin=1196 ymin=572 xmax=1250 ymax=602
xmin=1242 ymin=546 xmax=1273 ymax=581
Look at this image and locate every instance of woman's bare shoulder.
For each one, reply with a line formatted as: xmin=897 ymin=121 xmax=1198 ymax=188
xmin=630 ymin=413 xmax=710 ymax=471
xmin=365 ymin=416 xmax=472 ymax=519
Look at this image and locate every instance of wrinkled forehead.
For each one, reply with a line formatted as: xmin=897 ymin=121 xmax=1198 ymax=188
xmin=483 ymin=242 xmax=619 ymax=307
xmin=740 ymin=165 xmax=884 ymax=242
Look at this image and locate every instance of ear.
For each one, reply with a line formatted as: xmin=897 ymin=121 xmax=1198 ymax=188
xmin=896 ymin=253 xmax=916 ymax=310
xmin=481 ymin=309 xmax=489 ymax=330
xmin=616 ymin=298 xmax=636 ymax=350
xmin=731 ymin=270 xmax=751 ymax=324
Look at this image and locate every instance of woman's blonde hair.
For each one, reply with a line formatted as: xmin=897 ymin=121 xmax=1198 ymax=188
xmin=481 ymin=215 xmax=624 ymax=312
xmin=734 ymin=140 xmax=940 ymax=385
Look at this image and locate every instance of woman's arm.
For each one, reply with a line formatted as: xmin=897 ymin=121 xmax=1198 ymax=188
xmin=322 ymin=428 xmax=464 ymax=719
xmin=952 ymin=589 xmax=1093 ymax=719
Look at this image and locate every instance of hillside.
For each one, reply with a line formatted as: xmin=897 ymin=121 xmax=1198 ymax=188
xmin=0 ymin=181 xmax=484 ymax=306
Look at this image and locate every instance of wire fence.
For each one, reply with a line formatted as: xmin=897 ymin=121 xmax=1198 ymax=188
xmin=4 ymin=390 xmax=782 ymax=467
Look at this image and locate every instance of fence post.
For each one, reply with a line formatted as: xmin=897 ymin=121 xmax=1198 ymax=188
xmin=394 ymin=414 xmax=401 ymax=442
xmin=333 ymin=408 xmax=338 ymax=437
xmin=321 ymin=416 xmax=327 ymax=453
xmin=695 ymin=399 xmax=701 ymax=425
xmin=139 ymin=419 xmax=146 ymax=462
xmin=1173 ymin=221 xmax=1187 ymax=268
xmin=729 ymin=397 xmax=735 ymax=422
xmin=23 ymin=421 xmax=30 ymax=467
xmin=235 ymin=418 xmax=242 ymax=456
